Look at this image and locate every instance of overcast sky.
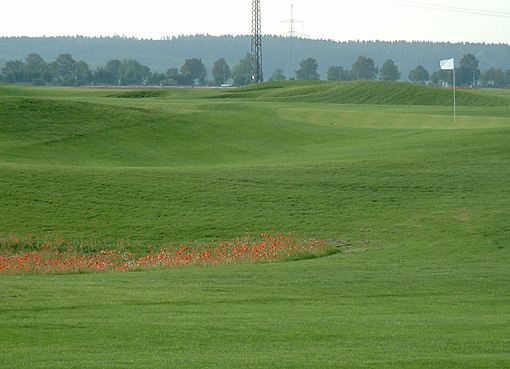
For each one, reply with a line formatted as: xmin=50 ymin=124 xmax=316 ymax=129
xmin=1 ymin=0 xmax=510 ymax=43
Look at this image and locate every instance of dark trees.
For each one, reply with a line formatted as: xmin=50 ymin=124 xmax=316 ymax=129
xmin=55 ymin=53 xmax=77 ymax=83
xmin=25 ymin=53 xmax=48 ymax=81
xmin=232 ymin=54 xmax=252 ymax=86
xmin=409 ymin=65 xmax=430 ymax=85
xmin=269 ymin=68 xmax=286 ymax=81
xmin=75 ymin=61 xmax=92 ymax=85
xmin=327 ymin=66 xmax=348 ymax=81
xmin=458 ymin=53 xmax=480 ymax=87
xmin=350 ymin=56 xmax=378 ymax=80
xmin=481 ymin=67 xmax=505 ymax=88
xmin=93 ymin=67 xmax=116 ymax=85
xmin=430 ymin=69 xmax=452 ymax=87
xmin=181 ymin=58 xmax=207 ymax=85
xmin=212 ymin=58 xmax=231 ymax=86
xmin=379 ymin=59 xmax=401 ymax=81
xmin=296 ymin=58 xmax=320 ymax=80
xmin=2 ymin=60 xmax=26 ymax=83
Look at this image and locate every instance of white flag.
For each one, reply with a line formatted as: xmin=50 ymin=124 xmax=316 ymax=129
xmin=440 ymin=58 xmax=454 ymax=70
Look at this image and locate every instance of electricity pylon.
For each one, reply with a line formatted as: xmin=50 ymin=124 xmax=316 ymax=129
xmin=251 ymin=0 xmax=263 ymax=83
xmin=280 ymin=4 xmax=306 ymax=80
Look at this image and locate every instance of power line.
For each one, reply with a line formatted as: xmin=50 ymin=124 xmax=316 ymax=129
xmin=373 ymin=0 xmax=510 ymax=18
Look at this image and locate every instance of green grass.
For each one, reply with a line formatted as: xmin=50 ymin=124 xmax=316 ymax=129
xmin=2 ymin=256 xmax=508 ymax=368
xmin=0 ymin=81 xmax=509 ymax=368
xmin=217 ymin=80 xmax=510 ymax=107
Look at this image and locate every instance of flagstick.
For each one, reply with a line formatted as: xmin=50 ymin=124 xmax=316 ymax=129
xmin=453 ymin=67 xmax=456 ymax=122
xmin=439 ymin=58 xmax=456 ymax=122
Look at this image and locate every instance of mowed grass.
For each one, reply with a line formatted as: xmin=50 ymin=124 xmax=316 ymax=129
xmin=0 ymin=81 xmax=509 ymax=368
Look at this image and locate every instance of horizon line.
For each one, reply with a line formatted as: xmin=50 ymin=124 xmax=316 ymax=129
xmin=1 ymin=33 xmax=509 ymax=46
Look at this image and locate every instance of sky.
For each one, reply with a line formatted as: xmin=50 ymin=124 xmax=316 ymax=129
xmin=1 ymin=0 xmax=510 ymax=44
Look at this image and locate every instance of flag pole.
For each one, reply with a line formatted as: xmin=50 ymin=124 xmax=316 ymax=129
xmin=453 ymin=62 xmax=456 ymax=122
xmin=440 ymin=58 xmax=456 ymax=123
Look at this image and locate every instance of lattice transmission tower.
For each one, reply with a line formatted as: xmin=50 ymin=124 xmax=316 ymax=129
xmin=251 ymin=0 xmax=263 ymax=83
xmin=280 ymin=4 xmax=306 ymax=80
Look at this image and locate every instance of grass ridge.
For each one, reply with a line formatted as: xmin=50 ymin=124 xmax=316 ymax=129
xmin=217 ymin=80 xmax=510 ymax=107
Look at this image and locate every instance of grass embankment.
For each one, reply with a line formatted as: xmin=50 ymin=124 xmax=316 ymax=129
xmin=0 ymin=81 xmax=509 ymax=368
xmin=217 ymin=80 xmax=510 ymax=107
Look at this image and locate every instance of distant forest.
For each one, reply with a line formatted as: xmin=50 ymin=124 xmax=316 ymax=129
xmin=2 ymin=35 xmax=510 ymax=85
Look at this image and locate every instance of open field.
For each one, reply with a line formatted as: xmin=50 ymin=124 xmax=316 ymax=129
xmin=1 ymin=81 xmax=509 ymax=368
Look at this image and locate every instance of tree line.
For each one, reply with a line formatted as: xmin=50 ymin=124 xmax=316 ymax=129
xmin=1 ymin=51 xmax=509 ymax=88
xmin=3 ymin=36 xmax=510 ymax=85
xmin=0 ymin=53 xmax=226 ymax=87
xmin=407 ymin=53 xmax=510 ymax=88
xmin=288 ymin=53 xmax=510 ymax=88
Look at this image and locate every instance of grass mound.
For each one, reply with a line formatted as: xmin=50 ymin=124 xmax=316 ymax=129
xmin=0 ymin=96 xmax=153 ymax=143
xmin=111 ymin=90 xmax=168 ymax=99
xmin=0 ymin=96 xmax=156 ymax=165
xmin=218 ymin=80 xmax=510 ymax=107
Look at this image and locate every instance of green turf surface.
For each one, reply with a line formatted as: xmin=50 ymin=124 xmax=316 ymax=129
xmin=1 ymin=81 xmax=509 ymax=368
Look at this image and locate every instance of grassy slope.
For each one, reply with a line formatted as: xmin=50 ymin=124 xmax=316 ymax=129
xmin=0 ymin=82 xmax=509 ymax=368
xmin=217 ymin=80 xmax=510 ymax=107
